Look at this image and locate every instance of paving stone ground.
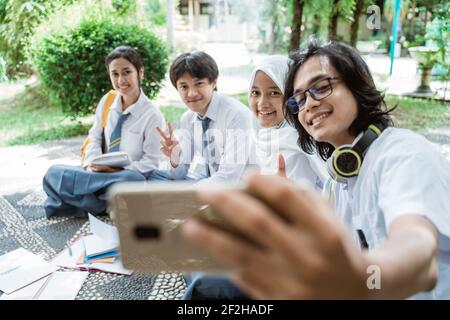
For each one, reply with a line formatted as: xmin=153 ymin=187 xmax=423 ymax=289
xmin=0 ymin=124 xmax=448 ymax=299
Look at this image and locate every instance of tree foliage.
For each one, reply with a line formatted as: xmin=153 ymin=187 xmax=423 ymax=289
xmin=0 ymin=0 xmax=141 ymax=78
xmin=427 ymin=2 xmax=449 ymax=81
xmin=145 ymin=0 xmax=167 ymax=26
xmin=252 ymin=0 xmax=292 ymax=53
xmin=34 ymin=19 xmax=168 ymax=117
xmin=111 ymin=0 xmax=136 ymax=16
xmin=0 ymin=0 xmax=77 ymax=77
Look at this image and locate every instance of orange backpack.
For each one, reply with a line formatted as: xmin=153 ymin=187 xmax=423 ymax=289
xmin=80 ymin=90 xmax=117 ymax=164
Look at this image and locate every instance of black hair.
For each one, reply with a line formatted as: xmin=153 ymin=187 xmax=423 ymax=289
xmin=169 ymin=51 xmax=219 ymax=89
xmin=105 ymin=46 xmax=143 ymax=85
xmin=283 ymin=39 xmax=395 ymax=160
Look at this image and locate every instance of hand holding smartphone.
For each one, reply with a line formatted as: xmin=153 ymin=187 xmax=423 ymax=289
xmin=108 ymin=179 xmax=312 ymax=273
xmin=108 ymin=182 xmax=248 ymax=273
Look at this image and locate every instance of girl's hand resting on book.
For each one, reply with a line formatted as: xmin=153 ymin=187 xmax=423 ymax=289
xmin=88 ymin=164 xmax=123 ymax=172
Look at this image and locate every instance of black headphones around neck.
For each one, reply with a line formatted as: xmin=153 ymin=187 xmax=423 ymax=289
xmin=327 ymin=124 xmax=385 ymax=182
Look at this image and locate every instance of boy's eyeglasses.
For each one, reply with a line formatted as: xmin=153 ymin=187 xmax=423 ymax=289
xmin=285 ymin=77 xmax=340 ymax=114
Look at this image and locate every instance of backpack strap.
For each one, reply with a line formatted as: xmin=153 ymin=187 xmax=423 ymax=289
xmin=100 ymin=90 xmax=117 ymax=153
xmin=81 ymin=90 xmax=117 ymax=163
xmin=101 ymin=90 xmax=117 ymax=128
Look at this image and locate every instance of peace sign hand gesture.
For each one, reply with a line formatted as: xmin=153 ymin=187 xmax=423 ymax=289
xmin=156 ymin=123 xmax=181 ymax=167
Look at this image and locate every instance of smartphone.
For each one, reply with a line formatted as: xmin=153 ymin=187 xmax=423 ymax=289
xmin=107 ymin=181 xmax=249 ymax=273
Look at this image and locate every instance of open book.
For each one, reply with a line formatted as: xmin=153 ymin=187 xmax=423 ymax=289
xmin=83 ymin=235 xmax=118 ymax=258
xmin=51 ymin=215 xmax=132 ymax=275
xmin=0 ymin=271 xmax=88 ymax=300
xmin=51 ymin=237 xmax=132 ymax=275
xmin=0 ymin=248 xmax=57 ymax=294
xmin=91 ymin=151 xmax=131 ymax=168
xmin=84 ymin=214 xmax=119 ymax=258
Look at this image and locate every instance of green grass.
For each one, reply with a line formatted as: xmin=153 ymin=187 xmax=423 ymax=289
xmin=0 ymin=83 xmax=188 ymax=146
xmin=6 ymin=122 xmax=92 ymax=146
xmin=0 ymin=84 xmax=93 ymax=146
xmin=386 ymin=95 xmax=450 ymax=131
xmin=160 ymin=106 xmax=186 ymax=125
xmin=0 ymin=85 xmax=448 ymax=147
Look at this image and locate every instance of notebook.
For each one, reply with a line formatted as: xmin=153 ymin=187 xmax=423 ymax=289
xmin=0 ymin=248 xmax=57 ymax=294
xmin=83 ymin=234 xmax=118 ymax=258
xmin=51 ymin=237 xmax=133 ymax=275
xmin=91 ymin=152 xmax=131 ymax=167
xmin=0 ymin=271 xmax=88 ymax=300
xmin=83 ymin=213 xmax=119 ymax=258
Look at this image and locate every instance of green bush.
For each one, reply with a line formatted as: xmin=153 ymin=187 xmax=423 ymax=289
xmin=112 ymin=0 xmax=136 ymax=16
xmin=0 ymin=0 xmax=78 ymax=78
xmin=34 ymin=19 xmax=168 ymax=117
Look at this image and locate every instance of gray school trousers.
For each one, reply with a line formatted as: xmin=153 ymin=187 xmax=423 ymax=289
xmin=43 ymin=164 xmax=145 ymax=218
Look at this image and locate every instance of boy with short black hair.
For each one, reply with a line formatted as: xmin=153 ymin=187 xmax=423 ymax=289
xmin=148 ymin=51 xmax=255 ymax=184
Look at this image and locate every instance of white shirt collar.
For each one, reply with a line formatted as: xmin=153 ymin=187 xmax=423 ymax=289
xmin=190 ymin=91 xmax=220 ymax=124
xmin=112 ymin=89 xmax=148 ymax=118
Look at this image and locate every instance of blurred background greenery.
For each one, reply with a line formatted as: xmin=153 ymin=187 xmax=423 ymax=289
xmin=0 ymin=0 xmax=448 ymax=146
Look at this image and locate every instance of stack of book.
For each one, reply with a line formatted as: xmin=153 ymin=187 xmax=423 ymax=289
xmin=51 ymin=214 xmax=133 ymax=275
xmin=79 ymin=233 xmax=119 ymax=264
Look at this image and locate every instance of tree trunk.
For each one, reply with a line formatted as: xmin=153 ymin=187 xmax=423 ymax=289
xmin=311 ymin=13 xmax=321 ymax=36
xmin=423 ymin=9 xmax=428 ymax=35
xmin=269 ymin=0 xmax=278 ymax=54
xmin=350 ymin=0 xmax=364 ymax=47
xmin=328 ymin=0 xmax=340 ymax=42
xmin=289 ymin=0 xmax=305 ymax=52
xmin=376 ymin=0 xmax=384 ymax=16
xmin=385 ymin=0 xmax=391 ymax=53
xmin=408 ymin=3 xmax=416 ymax=40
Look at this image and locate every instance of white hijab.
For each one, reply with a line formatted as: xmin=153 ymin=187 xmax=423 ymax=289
xmin=249 ymin=55 xmax=290 ymax=95
xmin=249 ymin=56 xmax=327 ymax=186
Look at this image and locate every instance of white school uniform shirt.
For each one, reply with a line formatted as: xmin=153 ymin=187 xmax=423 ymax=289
xmin=255 ymin=119 xmax=327 ymax=190
xmin=169 ymin=91 xmax=255 ymax=185
xmin=323 ymin=127 xmax=450 ymax=299
xmin=83 ymin=90 xmax=166 ymax=173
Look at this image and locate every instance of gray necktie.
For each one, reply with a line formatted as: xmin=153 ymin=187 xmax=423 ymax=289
xmin=109 ymin=112 xmax=130 ymax=153
xmin=198 ymin=116 xmax=211 ymax=177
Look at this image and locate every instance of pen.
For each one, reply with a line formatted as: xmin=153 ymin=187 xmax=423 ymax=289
xmin=357 ymin=229 xmax=369 ymax=250
xmin=66 ymin=241 xmax=73 ymax=256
